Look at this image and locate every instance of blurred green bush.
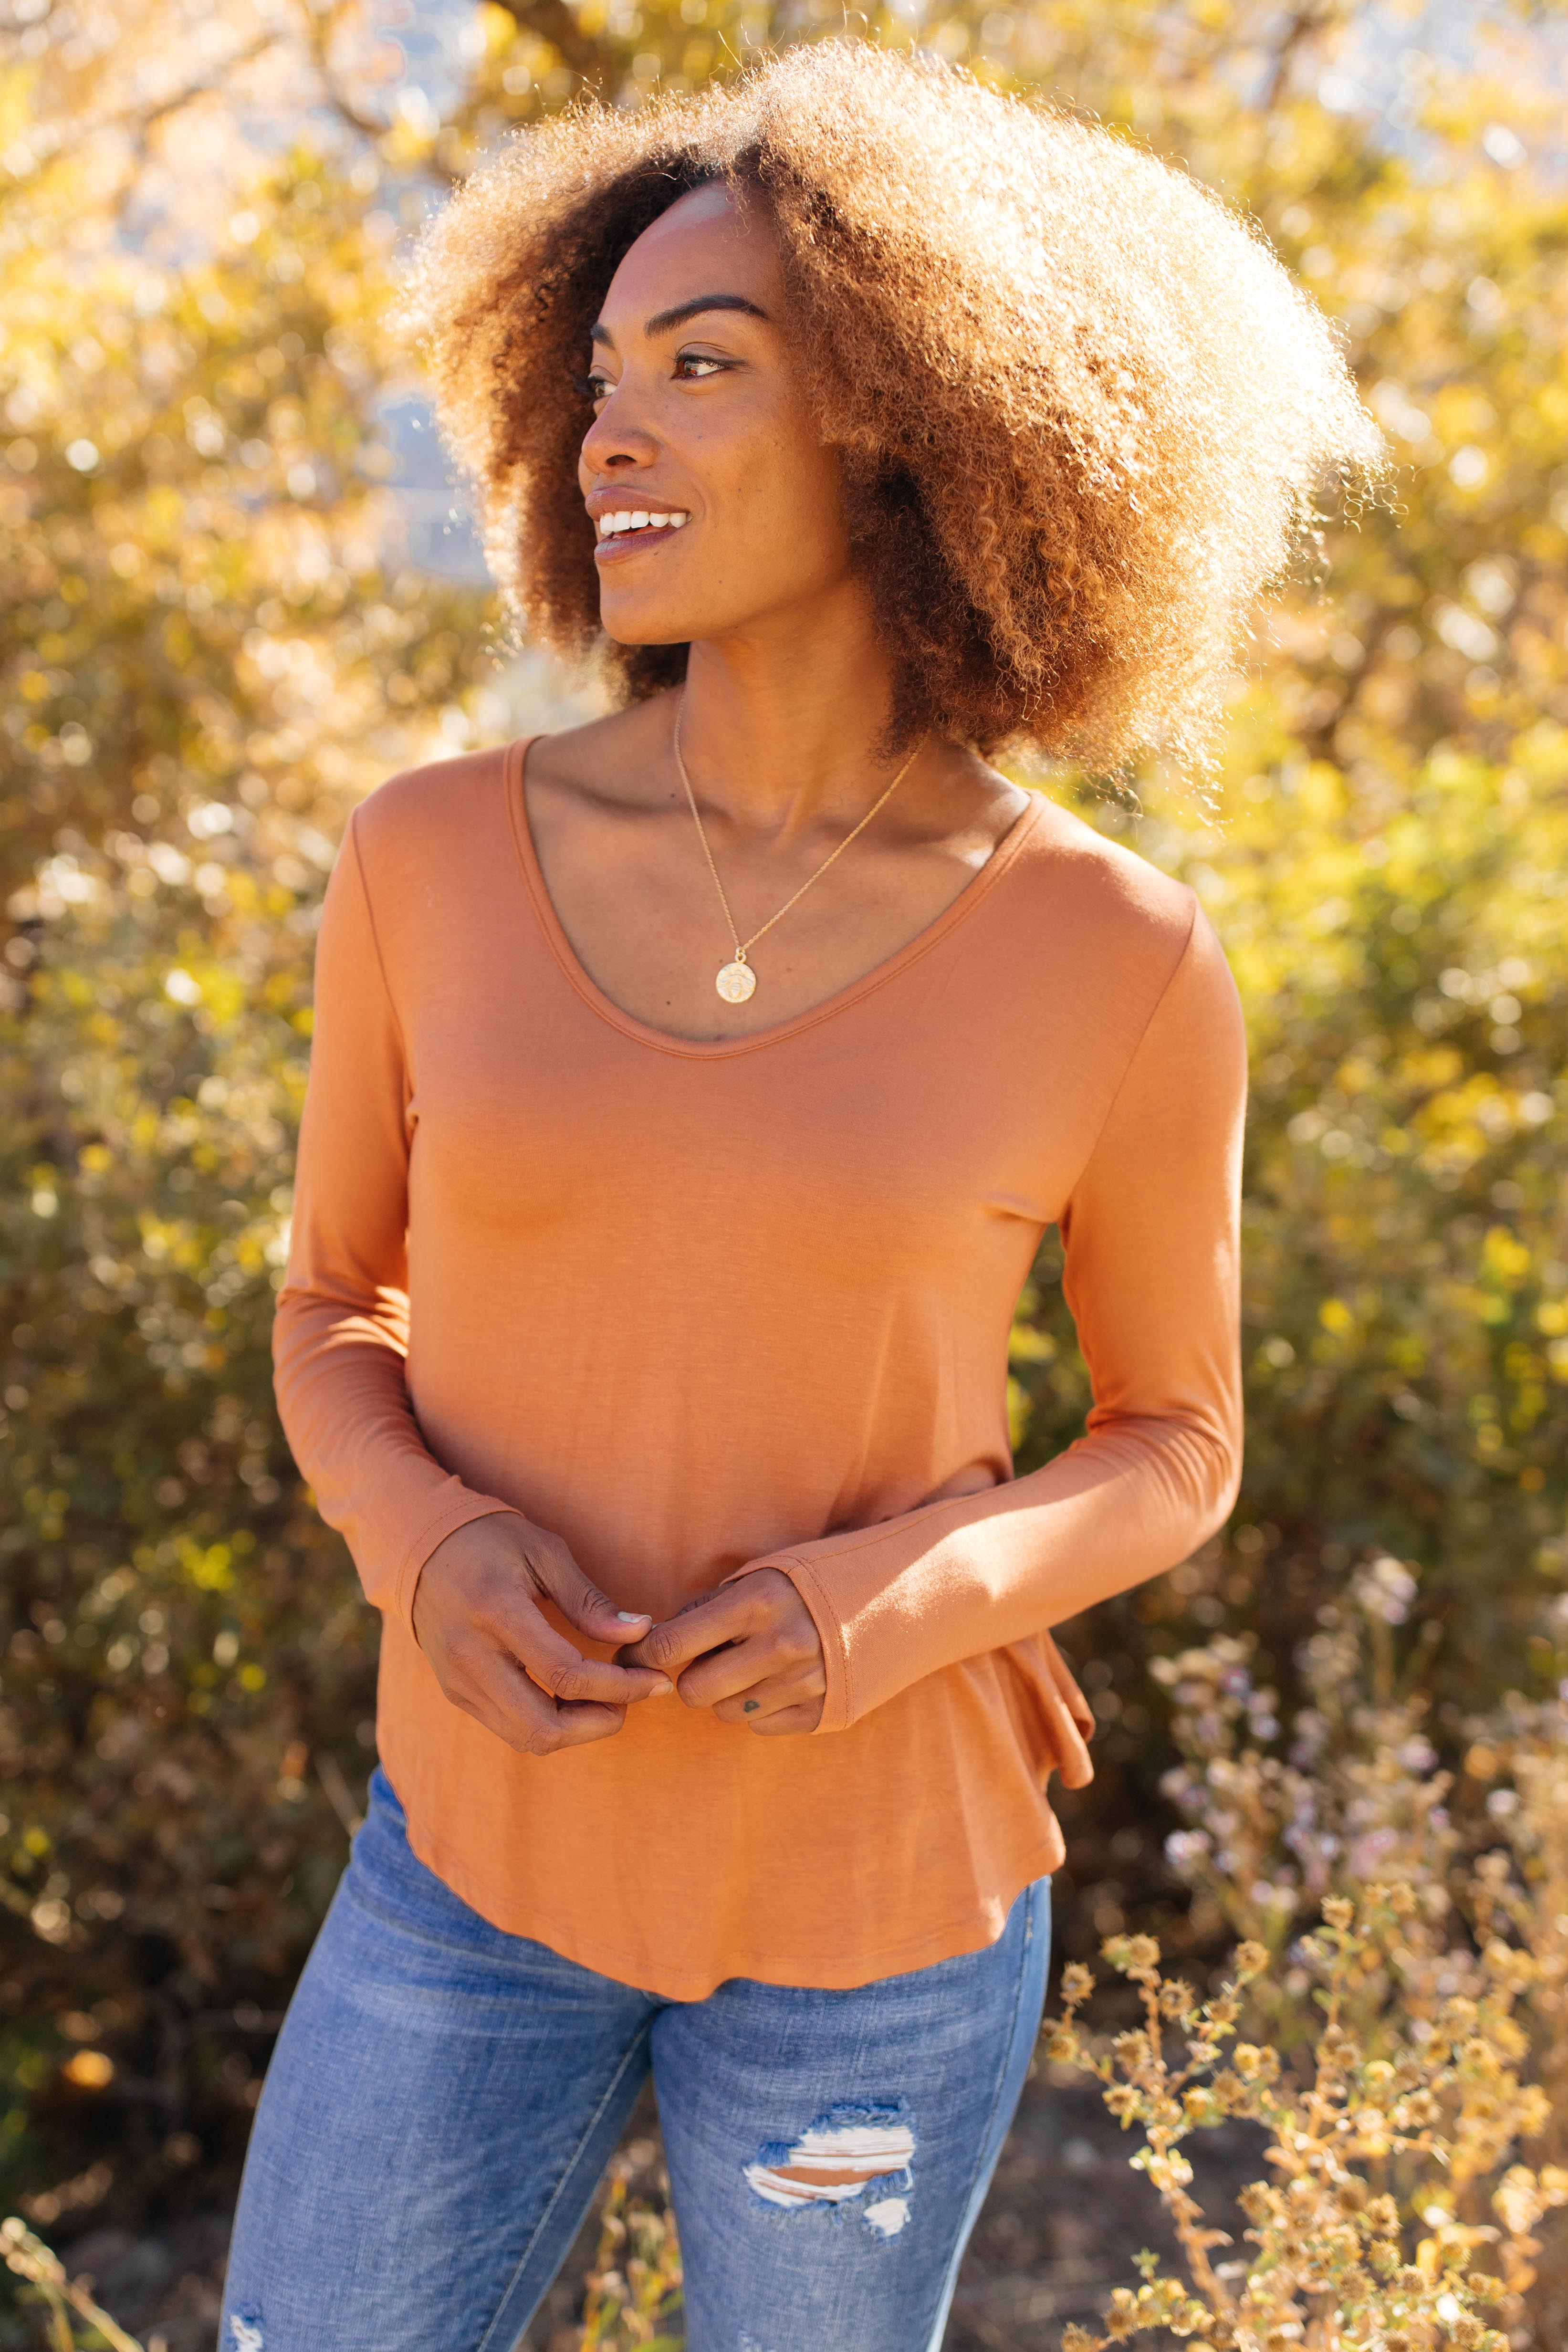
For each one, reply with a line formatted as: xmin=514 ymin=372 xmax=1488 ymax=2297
xmin=0 ymin=0 xmax=1565 ymax=2247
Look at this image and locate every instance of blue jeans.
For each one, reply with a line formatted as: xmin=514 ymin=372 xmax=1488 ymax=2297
xmin=221 ymin=1768 xmax=1051 ymax=2352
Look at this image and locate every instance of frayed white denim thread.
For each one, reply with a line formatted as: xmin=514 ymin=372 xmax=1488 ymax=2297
xmin=744 ymin=2101 xmax=915 ymax=2237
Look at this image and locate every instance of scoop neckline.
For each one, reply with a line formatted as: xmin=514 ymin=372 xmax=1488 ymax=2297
xmin=503 ymin=732 xmax=1047 ymax=1062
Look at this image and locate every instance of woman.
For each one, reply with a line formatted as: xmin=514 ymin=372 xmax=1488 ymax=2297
xmin=221 ymin=42 xmax=1377 ymax=2352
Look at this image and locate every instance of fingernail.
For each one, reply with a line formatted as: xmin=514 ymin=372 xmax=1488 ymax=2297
xmin=616 ymin=1610 xmax=651 ymax=1624
xmin=649 ymin=1676 xmax=675 ymax=1696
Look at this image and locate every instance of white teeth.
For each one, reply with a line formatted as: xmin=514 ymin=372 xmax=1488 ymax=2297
xmin=597 ymin=509 xmax=690 ymax=539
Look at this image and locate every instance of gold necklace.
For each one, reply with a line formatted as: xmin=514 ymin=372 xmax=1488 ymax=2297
xmin=671 ymin=695 xmax=925 ymax=1004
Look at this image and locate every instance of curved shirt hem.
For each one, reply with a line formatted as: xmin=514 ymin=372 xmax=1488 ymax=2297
xmin=400 ymin=1804 xmax=1065 ymax=2000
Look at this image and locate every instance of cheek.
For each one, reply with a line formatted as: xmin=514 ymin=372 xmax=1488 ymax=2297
xmin=719 ymin=412 xmax=851 ymax=584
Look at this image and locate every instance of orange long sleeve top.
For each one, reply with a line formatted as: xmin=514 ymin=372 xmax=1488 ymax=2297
xmin=274 ymin=738 xmax=1246 ymax=1998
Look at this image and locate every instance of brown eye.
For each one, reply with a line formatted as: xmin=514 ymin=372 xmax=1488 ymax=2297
xmin=674 ymin=353 xmax=726 ymax=380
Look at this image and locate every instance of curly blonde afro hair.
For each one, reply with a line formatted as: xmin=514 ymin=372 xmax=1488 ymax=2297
xmin=406 ymin=41 xmax=1381 ymax=768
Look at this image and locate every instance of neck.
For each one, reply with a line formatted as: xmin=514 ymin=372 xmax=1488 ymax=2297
xmin=673 ymin=582 xmax=910 ymax=837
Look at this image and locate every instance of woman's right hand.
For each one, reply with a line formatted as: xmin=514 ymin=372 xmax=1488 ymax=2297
xmin=411 ymin=1515 xmax=672 ymax=1756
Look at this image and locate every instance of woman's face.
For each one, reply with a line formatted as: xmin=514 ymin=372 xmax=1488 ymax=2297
xmin=578 ymin=181 xmax=855 ymax=648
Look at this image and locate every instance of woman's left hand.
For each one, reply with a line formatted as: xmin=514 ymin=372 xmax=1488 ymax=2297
xmin=620 ymin=1568 xmax=826 ymax=1734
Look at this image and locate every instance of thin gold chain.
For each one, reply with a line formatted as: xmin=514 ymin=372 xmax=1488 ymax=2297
xmin=671 ymin=693 xmax=925 ymax=969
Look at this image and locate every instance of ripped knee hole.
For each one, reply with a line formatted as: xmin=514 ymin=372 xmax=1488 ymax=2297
xmin=743 ymin=2101 xmax=915 ymax=2238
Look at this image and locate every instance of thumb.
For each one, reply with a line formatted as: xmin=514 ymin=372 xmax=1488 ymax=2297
xmin=530 ymin=1540 xmax=652 ymax=1648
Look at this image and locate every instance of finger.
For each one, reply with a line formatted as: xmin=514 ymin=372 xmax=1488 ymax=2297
xmin=455 ymin=1653 xmax=631 ymax=1757
xmin=742 ymin=1701 xmax=823 ymax=1737
xmin=627 ymin=1586 xmax=767 ymax=1680
xmin=614 ymin=1588 xmax=712 ymax=1667
xmin=525 ymin=1538 xmax=656 ymax=1651
xmin=490 ymin=1595 xmax=670 ymax=1706
xmin=709 ymin=1665 xmax=826 ymax=1726
xmin=676 ymin=1634 xmax=816 ymax=1713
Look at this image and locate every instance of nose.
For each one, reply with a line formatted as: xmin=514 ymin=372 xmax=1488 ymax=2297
xmin=580 ymin=385 xmax=660 ymax=478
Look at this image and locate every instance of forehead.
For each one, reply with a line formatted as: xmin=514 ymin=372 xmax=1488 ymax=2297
xmin=599 ymin=180 xmax=783 ymax=322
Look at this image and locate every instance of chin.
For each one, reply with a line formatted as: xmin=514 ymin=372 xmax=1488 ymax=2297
xmin=597 ymin=599 xmax=706 ymax=647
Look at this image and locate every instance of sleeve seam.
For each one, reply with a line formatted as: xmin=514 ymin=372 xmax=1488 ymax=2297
xmin=1062 ymin=889 xmax=1202 ymax=1218
xmin=344 ymin=807 xmax=414 ymax=1090
xmin=780 ymin=1556 xmax=855 ymax=1733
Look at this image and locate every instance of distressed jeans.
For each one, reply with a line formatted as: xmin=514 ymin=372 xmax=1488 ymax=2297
xmin=220 ymin=1767 xmax=1051 ymax=2352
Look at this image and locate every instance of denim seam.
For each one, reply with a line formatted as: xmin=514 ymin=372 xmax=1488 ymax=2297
xmin=912 ymin=1882 xmax=1043 ymax=2352
xmin=475 ymin=2022 xmax=655 ymax=2352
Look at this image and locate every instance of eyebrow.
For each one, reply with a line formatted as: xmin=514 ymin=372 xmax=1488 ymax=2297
xmin=589 ymin=293 xmax=771 ymax=347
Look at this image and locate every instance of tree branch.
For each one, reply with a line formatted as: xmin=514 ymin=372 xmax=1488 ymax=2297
xmin=1261 ymin=0 xmax=1336 ymax=114
xmin=490 ymin=0 xmax=618 ymax=92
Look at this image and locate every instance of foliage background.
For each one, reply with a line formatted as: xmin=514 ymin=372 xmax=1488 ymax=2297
xmin=0 ymin=0 xmax=1565 ymax=2298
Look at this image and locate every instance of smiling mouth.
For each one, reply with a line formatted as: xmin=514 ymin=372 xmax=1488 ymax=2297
xmin=595 ymin=508 xmax=690 ymax=551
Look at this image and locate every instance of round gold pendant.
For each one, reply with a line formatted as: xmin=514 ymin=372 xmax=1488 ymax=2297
xmin=715 ymin=959 xmax=756 ymax=1004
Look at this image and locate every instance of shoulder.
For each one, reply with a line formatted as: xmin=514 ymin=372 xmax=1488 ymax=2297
xmin=1006 ymin=793 xmax=1201 ymax=976
xmin=993 ymin=796 xmax=1244 ymax=1069
xmin=350 ymin=743 xmax=513 ymax=849
xmin=345 ymin=743 xmax=515 ymax=889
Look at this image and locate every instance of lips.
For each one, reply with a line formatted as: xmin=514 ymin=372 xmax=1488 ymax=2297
xmin=589 ymin=502 xmax=693 ymax=562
